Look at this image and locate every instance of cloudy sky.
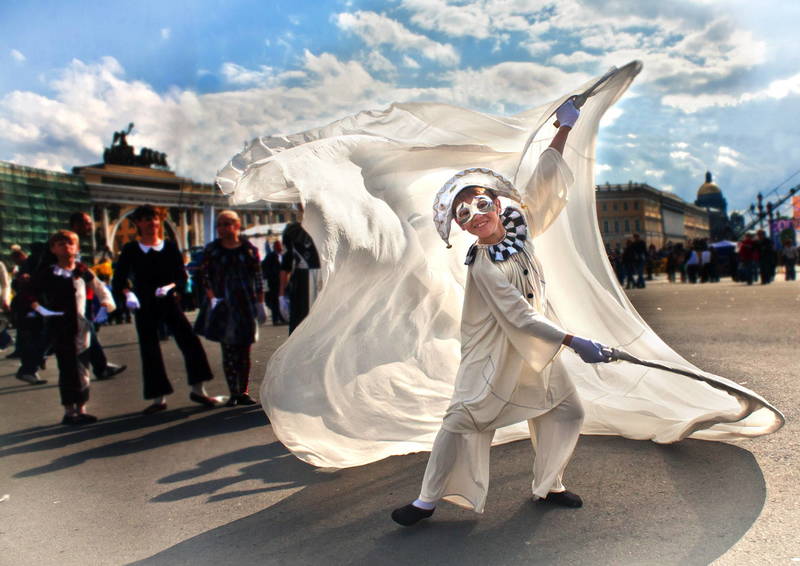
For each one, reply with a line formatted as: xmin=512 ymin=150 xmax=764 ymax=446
xmin=2 ymin=0 xmax=799 ymax=214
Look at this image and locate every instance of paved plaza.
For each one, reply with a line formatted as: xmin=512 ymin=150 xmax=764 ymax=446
xmin=1 ymin=279 xmax=798 ymax=565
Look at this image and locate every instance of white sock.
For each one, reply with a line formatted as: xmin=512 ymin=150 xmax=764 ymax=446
xmin=191 ymin=385 xmax=207 ymax=396
xmin=412 ymin=498 xmax=436 ymax=510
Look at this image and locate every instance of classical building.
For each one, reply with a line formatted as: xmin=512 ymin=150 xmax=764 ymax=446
xmin=694 ymin=171 xmax=734 ymax=240
xmin=596 ymin=182 xmax=710 ymax=250
xmin=1 ymin=126 xmax=295 ymax=260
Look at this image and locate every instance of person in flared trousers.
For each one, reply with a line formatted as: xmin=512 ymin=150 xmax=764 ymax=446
xmin=392 ymin=99 xmax=613 ymax=527
xmin=112 ymin=205 xmax=216 ymax=414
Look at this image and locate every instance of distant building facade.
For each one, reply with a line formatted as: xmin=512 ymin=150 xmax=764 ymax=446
xmin=1 ymin=126 xmax=295 ymax=260
xmin=694 ymin=171 xmax=734 ymax=240
xmin=0 ymin=162 xmax=91 ymax=255
xmin=596 ymin=181 xmax=710 ymax=250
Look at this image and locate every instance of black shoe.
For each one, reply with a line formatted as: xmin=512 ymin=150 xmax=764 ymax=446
xmin=96 ymin=363 xmax=127 ymax=380
xmin=189 ymin=392 xmax=218 ymax=408
xmin=538 ymin=490 xmax=583 ymax=508
xmin=236 ymin=393 xmax=257 ymax=406
xmin=225 ymin=396 xmax=238 ymax=407
xmin=142 ymin=402 xmax=167 ymax=415
xmin=62 ymin=413 xmax=98 ymax=425
xmin=17 ymin=373 xmax=47 ymax=385
xmin=391 ymin=503 xmax=435 ymax=526
xmin=5 ymin=351 xmax=21 ymax=359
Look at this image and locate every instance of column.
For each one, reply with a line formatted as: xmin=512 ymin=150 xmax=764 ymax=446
xmin=101 ymin=206 xmax=110 ymax=252
xmin=180 ymin=209 xmax=188 ymax=250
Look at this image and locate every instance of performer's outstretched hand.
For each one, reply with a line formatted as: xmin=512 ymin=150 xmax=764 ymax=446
xmin=569 ymin=336 xmax=613 ymax=363
xmin=555 ymin=98 xmax=580 ymax=128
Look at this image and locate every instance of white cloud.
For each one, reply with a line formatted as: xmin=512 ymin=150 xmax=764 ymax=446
xmin=443 ymin=61 xmax=589 ymax=109
xmin=365 ymin=51 xmax=396 ymax=74
xmin=599 ymin=106 xmax=623 ymax=127
xmin=221 ymin=62 xmax=275 ymax=86
xmin=663 ymin=71 xmax=800 ymax=112
xmin=11 ymin=49 xmax=26 ymax=63
xmin=160 ymin=28 xmax=171 ymax=40
xmin=550 ymin=51 xmax=599 ymax=67
xmin=644 ymin=169 xmax=664 ymax=178
xmin=402 ymin=55 xmax=420 ymax=69
xmin=521 ymin=40 xmax=550 ymax=56
xmin=0 ymin=53 xmax=606 ymax=184
xmin=336 ymin=11 xmax=460 ymax=66
xmin=716 ymin=145 xmax=743 ymax=168
xmin=596 ymin=163 xmax=612 ymax=173
xmin=0 ymin=55 xmax=426 ymax=181
xmin=400 ymin=0 xmax=494 ymax=39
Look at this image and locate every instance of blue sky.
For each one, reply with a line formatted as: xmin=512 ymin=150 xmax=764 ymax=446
xmin=2 ymin=0 xmax=799 ymax=216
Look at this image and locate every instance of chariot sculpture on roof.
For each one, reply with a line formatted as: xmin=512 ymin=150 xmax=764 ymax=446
xmin=103 ymin=122 xmax=169 ymax=168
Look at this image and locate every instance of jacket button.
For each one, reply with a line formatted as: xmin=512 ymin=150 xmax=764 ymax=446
xmin=527 ymin=293 xmax=534 ymax=298
xmin=523 ymin=269 xmax=529 ymax=275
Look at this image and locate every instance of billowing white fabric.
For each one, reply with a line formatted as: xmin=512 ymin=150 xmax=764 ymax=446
xmin=216 ymin=61 xmax=784 ymax=468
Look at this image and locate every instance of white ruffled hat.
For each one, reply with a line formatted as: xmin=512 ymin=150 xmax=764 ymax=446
xmin=432 ymin=167 xmax=522 ymax=247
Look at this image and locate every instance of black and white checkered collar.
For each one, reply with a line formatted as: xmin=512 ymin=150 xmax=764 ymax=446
xmin=464 ymin=207 xmax=527 ymax=265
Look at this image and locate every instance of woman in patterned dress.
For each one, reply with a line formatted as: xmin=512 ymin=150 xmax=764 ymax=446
xmin=199 ymin=210 xmax=268 ymax=406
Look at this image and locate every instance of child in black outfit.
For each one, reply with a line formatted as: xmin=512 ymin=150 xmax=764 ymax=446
xmin=30 ymin=230 xmax=115 ymax=424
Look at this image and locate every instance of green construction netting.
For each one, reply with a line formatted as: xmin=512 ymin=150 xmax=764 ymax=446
xmin=0 ymin=161 xmax=91 ymax=256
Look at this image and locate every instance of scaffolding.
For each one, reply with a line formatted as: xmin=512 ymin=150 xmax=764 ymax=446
xmin=0 ymin=161 xmax=91 ymax=256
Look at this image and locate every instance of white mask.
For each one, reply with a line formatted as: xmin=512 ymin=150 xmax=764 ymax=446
xmin=454 ymin=195 xmax=496 ymax=225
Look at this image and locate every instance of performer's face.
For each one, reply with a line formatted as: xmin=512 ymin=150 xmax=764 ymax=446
xmin=454 ymin=190 xmax=502 ymax=240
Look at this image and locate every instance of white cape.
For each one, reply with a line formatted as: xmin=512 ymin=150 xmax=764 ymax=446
xmin=216 ymin=61 xmax=783 ymax=468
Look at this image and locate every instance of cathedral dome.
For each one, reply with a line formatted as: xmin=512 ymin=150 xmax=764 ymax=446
xmin=697 ymin=171 xmax=721 ymax=197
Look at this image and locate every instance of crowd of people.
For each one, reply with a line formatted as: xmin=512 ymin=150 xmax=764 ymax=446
xmin=0 ymin=205 xmax=319 ymax=425
xmin=606 ymin=229 xmax=798 ymax=288
xmin=2 ymin=198 xmax=793 ymax=428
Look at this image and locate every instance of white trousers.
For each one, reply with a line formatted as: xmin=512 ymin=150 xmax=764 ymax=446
xmin=418 ymin=391 xmax=584 ymax=512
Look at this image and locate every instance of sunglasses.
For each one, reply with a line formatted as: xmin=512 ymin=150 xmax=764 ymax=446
xmin=455 ymin=195 xmax=496 ymax=225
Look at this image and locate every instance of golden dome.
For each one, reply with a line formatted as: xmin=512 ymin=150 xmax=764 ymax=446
xmin=697 ymin=171 xmax=720 ymax=197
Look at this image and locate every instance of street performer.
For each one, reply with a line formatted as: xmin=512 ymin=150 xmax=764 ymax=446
xmin=391 ymin=99 xmax=613 ymax=526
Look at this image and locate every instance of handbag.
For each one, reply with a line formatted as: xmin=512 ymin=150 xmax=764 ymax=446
xmin=193 ymin=299 xmax=229 ymax=342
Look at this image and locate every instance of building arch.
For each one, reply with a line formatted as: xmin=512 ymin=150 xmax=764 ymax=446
xmin=109 ymin=207 xmax=179 ymax=256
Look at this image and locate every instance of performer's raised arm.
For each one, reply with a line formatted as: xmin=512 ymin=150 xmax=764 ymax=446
xmin=517 ymin=99 xmax=579 ymax=238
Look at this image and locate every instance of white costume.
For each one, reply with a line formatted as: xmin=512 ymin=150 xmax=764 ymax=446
xmin=215 ymin=61 xmax=783 ymax=473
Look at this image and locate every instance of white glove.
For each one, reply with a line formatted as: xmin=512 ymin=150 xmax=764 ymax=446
xmin=210 ymin=297 xmax=223 ymax=310
xmin=569 ymin=336 xmax=612 ymax=364
xmin=93 ymin=306 xmax=109 ymax=324
xmin=125 ymin=291 xmax=141 ymax=311
xmin=155 ymin=283 xmax=176 ymax=298
xmin=279 ymin=296 xmax=290 ymax=322
xmin=256 ymin=302 xmax=268 ymax=325
xmin=35 ymin=305 xmax=63 ymax=317
xmin=555 ymin=98 xmax=580 ymax=128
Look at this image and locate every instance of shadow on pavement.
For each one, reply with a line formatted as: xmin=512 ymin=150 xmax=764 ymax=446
xmin=152 ymin=444 xmax=330 ymax=503
xmin=9 ymin=406 xmax=267 ymax=477
xmin=132 ymin=436 xmax=765 ymax=566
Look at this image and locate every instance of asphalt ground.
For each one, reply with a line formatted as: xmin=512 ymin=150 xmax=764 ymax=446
xmin=0 ymin=278 xmax=797 ymax=565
